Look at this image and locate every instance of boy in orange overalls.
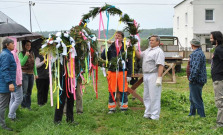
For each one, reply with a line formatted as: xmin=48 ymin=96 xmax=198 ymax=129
xmin=101 ymin=31 xmax=132 ymax=114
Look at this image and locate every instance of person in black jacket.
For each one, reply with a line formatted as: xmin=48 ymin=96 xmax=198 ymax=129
xmin=35 ymin=53 xmax=49 ymax=106
xmin=101 ymin=31 xmax=132 ymax=114
xmin=210 ymin=31 xmax=223 ymax=128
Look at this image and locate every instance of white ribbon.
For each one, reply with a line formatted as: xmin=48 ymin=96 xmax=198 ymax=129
xmin=41 ymin=43 xmax=47 ymax=49
xmin=69 ymin=47 xmax=77 ymax=58
xmin=121 ymin=60 xmax=126 ymax=69
xmin=61 ymin=41 xmax=67 ymax=56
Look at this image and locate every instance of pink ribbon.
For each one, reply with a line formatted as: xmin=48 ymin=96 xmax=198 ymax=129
xmin=92 ymin=69 xmax=96 ymax=93
xmin=98 ymin=10 xmax=107 ymax=39
xmin=80 ymin=32 xmax=87 ymax=40
xmin=73 ymin=58 xmax=76 ymax=100
xmin=134 ymin=20 xmax=141 ymax=53
xmin=115 ymin=39 xmax=121 ymax=56
xmin=49 ymin=54 xmax=53 ymax=106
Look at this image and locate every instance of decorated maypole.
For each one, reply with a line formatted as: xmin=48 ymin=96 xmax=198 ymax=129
xmin=40 ymin=26 xmax=98 ymax=108
xmin=40 ymin=4 xmax=140 ymax=108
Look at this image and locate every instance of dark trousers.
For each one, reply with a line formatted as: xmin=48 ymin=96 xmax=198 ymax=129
xmin=21 ymin=73 xmax=34 ymax=108
xmin=36 ymin=78 xmax=49 ymax=105
xmin=109 ymin=92 xmax=128 ymax=103
xmin=54 ymin=90 xmax=74 ymax=123
xmin=189 ymin=82 xmax=205 ymax=117
xmin=0 ymin=93 xmax=10 ymax=128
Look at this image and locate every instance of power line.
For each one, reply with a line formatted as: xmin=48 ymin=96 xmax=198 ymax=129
xmin=34 ymin=0 xmax=177 ymax=5
xmin=0 ymin=0 xmax=177 ymax=5
xmin=31 ymin=6 xmax=42 ymax=33
xmin=0 ymin=4 xmax=27 ymax=9
xmin=1 ymin=1 xmax=221 ymax=6
xmin=0 ymin=0 xmax=27 ymax=3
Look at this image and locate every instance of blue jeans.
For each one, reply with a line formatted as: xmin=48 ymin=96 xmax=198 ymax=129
xmin=189 ymin=82 xmax=205 ymax=117
xmin=8 ymin=86 xmax=23 ymax=119
xmin=21 ymin=73 xmax=34 ymax=108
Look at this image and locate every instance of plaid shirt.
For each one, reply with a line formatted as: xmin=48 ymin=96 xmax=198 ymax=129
xmin=189 ymin=48 xmax=207 ymax=84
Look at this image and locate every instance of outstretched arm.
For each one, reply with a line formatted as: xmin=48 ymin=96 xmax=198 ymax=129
xmin=135 ymin=50 xmax=141 ymax=59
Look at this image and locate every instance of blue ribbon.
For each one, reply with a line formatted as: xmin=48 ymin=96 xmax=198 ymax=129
xmin=121 ymin=60 xmax=125 ymax=106
xmin=105 ymin=5 xmax=115 ymax=40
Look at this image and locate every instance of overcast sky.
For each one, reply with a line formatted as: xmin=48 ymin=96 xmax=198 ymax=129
xmin=0 ymin=0 xmax=183 ymax=32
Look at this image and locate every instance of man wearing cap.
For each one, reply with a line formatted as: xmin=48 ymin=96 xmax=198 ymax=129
xmin=135 ymin=35 xmax=165 ymax=120
xmin=187 ymin=39 xmax=207 ymax=117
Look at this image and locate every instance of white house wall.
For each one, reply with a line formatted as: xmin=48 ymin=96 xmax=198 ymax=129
xmin=174 ymin=0 xmax=223 ymax=48
xmin=193 ymin=0 xmax=223 ymax=35
xmin=173 ymin=0 xmax=194 ymax=48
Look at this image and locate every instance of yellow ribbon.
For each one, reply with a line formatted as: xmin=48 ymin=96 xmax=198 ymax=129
xmin=108 ymin=20 xmax=122 ymax=41
xmin=84 ymin=23 xmax=87 ymax=28
xmin=132 ymin=46 xmax=135 ymax=77
xmin=66 ymin=45 xmax=72 ymax=47
xmin=57 ymin=58 xmax=61 ymax=109
xmin=105 ymin=39 xmax=108 ymax=67
xmin=53 ymin=59 xmax=57 ymax=93
xmin=57 ymin=84 xmax=59 ymax=109
xmin=124 ymin=37 xmax=126 ymax=51
xmin=84 ymin=57 xmax=89 ymax=83
xmin=45 ymin=54 xmax=49 ymax=69
xmin=70 ymin=57 xmax=74 ymax=78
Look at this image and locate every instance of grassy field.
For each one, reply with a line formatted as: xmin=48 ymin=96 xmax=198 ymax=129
xmin=1 ymin=67 xmax=223 ymax=135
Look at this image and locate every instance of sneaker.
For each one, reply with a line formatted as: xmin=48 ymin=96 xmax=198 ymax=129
xmin=108 ymin=110 xmax=115 ymax=114
xmin=77 ymin=112 xmax=83 ymax=115
xmin=143 ymin=115 xmax=150 ymax=119
xmin=2 ymin=126 xmax=13 ymax=131
xmin=54 ymin=121 xmax=61 ymax=125
xmin=69 ymin=121 xmax=79 ymax=126
xmin=10 ymin=118 xmax=16 ymax=122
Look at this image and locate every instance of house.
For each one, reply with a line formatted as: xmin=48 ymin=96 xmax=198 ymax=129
xmin=173 ymin=0 xmax=223 ymax=52
xmin=0 ymin=11 xmax=17 ymax=24
xmin=0 ymin=11 xmax=17 ymax=51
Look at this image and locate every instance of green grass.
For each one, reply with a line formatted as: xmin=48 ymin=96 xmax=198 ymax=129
xmin=1 ymin=68 xmax=223 ymax=135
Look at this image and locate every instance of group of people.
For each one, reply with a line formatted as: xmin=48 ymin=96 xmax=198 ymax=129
xmin=101 ymin=31 xmax=223 ymax=128
xmin=0 ymin=39 xmax=49 ymax=131
xmin=0 ymin=30 xmax=223 ymax=131
xmin=0 ymin=37 xmax=84 ymax=131
xmin=185 ymin=31 xmax=223 ymax=128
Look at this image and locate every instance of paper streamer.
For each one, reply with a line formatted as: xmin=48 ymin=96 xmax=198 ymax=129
xmin=49 ymin=54 xmax=53 ymax=106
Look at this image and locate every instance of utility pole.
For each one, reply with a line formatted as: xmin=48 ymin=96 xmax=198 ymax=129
xmin=29 ymin=1 xmax=35 ymax=32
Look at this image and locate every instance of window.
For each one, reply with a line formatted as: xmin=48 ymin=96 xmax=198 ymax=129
xmin=177 ymin=17 xmax=179 ymax=29
xmin=185 ymin=13 xmax=188 ymax=26
xmin=205 ymin=9 xmax=214 ymax=21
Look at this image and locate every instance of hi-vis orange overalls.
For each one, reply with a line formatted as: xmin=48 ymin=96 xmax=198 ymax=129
xmin=101 ymin=42 xmax=132 ymax=111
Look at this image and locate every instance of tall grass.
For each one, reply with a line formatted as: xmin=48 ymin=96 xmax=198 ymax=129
xmin=1 ymin=68 xmax=223 ymax=135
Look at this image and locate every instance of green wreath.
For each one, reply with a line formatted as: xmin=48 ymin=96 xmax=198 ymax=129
xmin=79 ymin=4 xmax=140 ymax=70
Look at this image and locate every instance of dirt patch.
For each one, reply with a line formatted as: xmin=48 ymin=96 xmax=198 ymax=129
xmin=95 ymin=126 xmax=107 ymax=133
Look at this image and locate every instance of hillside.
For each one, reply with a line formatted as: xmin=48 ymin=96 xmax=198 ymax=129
xmin=35 ymin=28 xmax=173 ymax=39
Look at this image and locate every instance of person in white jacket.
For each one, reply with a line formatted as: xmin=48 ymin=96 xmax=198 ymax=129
xmin=135 ymin=35 xmax=165 ymax=120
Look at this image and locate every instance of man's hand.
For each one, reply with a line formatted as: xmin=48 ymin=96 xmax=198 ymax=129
xmin=9 ymin=84 xmax=15 ymax=92
xmin=156 ymin=77 xmax=162 ymax=86
xmin=127 ymin=77 xmax=131 ymax=83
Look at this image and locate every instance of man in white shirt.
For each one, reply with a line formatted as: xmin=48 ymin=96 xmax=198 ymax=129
xmin=135 ymin=35 xmax=165 ymax=120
